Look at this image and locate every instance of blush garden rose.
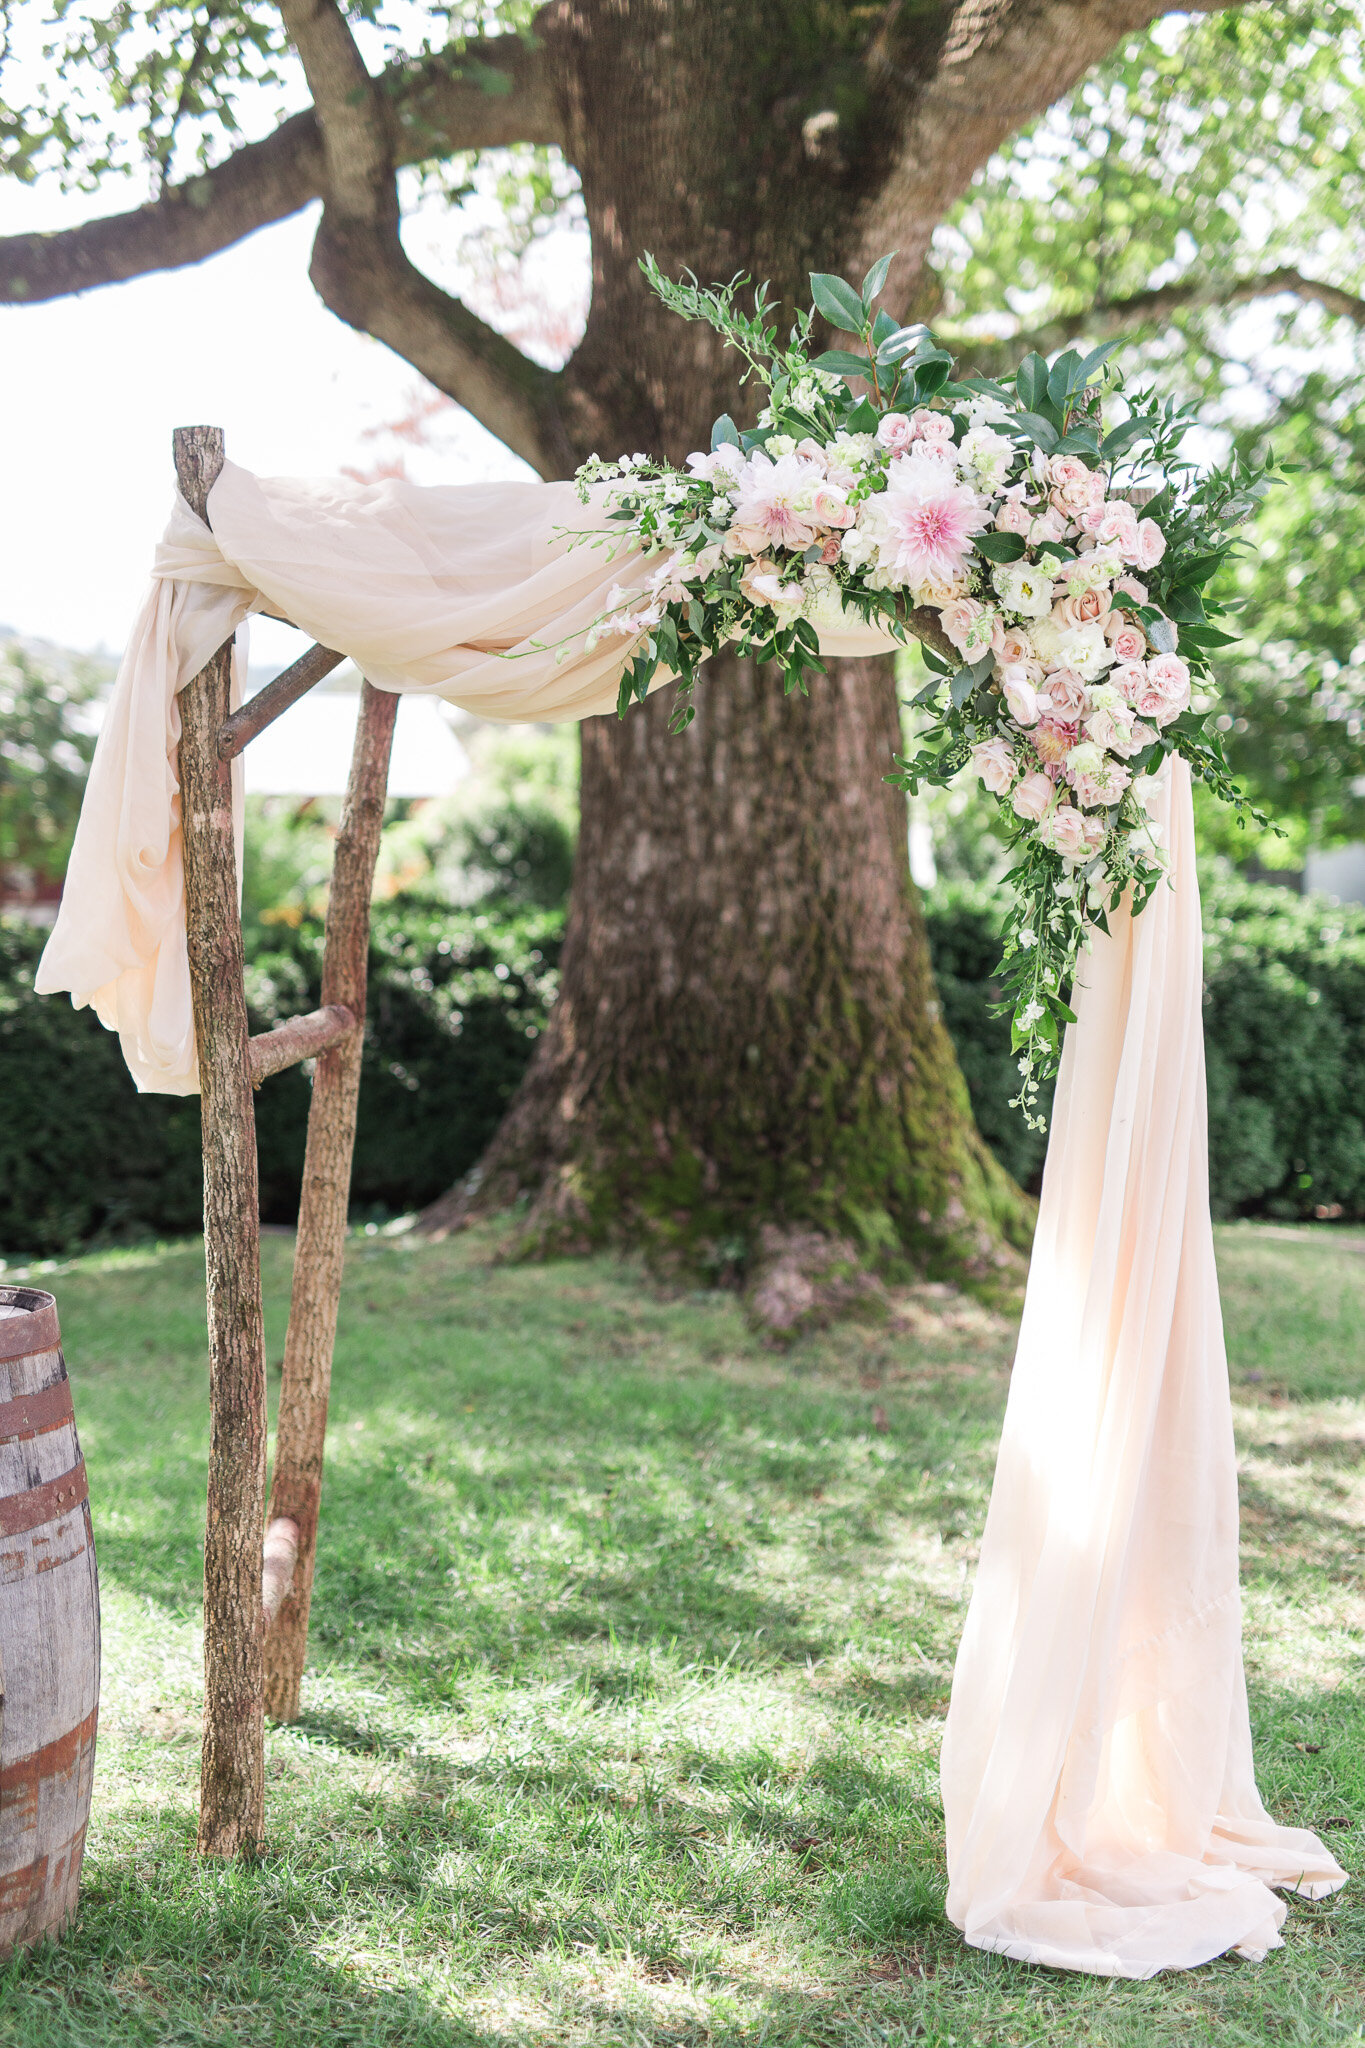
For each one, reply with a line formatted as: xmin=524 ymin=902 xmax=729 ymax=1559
xmin=569 ymin=256 xmax=1273 ymax=1123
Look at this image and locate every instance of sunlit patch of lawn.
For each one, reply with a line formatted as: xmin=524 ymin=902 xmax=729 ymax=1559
xmin=0 ymin=1222 xmax=1360 ymax=2046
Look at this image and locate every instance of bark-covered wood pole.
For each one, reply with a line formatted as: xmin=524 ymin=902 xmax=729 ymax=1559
xmin=173 ymin=425 xmax=269 ymax=1858
xmin=264 ymin=680 xmax=397 ymax=1722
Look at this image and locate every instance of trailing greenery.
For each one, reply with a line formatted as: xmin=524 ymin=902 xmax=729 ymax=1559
xmin=0 ymin=1223 xmax=1358 ymax=2045
xmin=923 ymin=873 xmax=1365 ymax=1218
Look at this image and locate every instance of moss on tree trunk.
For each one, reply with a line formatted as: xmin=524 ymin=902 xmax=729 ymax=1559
xmin=422 ymin=0 xmax=1035 ymax=1289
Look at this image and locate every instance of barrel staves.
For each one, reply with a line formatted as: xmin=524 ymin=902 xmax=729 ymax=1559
xmin=0 ymin=1289 xmax=100 ymax=1958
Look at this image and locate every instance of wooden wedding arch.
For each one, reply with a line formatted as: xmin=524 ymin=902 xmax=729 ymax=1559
xmin=173 ymin=425 xmax=399 ymax=1855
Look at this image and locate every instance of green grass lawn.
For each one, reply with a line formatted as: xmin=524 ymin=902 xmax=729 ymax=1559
xmin=1 ymin=1220 xmax=1362 ymax=2046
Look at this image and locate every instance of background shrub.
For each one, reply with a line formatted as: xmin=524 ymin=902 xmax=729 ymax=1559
xmin=921 ymin=873 xmax=1365 ymax=1219
xmin=5 ymin=867 xmax=1363 ymax=1257
xmin=2 ymin=903 xmax=561 ymax=1257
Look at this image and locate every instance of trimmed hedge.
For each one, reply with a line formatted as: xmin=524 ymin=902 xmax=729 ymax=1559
xmin=921 ymin=875 xmax=1365 ymax=1219
xmin=3 ymin=872 xmax=1362 ymax=1255
xmin=1 ymin=904 xmax=561 ymax=1256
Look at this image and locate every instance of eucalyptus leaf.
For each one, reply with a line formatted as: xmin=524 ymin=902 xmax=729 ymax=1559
xmin=949 ymin=666 xmax=977 ymax=708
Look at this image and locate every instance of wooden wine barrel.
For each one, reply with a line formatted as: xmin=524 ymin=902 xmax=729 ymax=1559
xmin=0 ymin=1288 xmax=99 ymax=1958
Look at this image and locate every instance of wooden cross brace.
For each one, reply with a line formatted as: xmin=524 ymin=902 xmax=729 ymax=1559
xmin=173 ymin=426 xmax=398 ymax=1856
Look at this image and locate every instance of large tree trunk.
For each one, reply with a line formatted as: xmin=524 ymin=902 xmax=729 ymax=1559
xmin=436 ymin=649 xmax=1029 ymax=1283
xmin=420 ymin=0 xmax=1033 ymax=1281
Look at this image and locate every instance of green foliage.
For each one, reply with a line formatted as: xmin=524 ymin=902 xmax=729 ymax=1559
xmin=933 ymin=3 xmax=1365 ymax=843
xmin=0 ymin=642 xmax=100 ymax=879
xmin=922 ymin=873 xmax=1365 ymax=1220
xmin=0 ymin=899 xmax=561 ymax=1256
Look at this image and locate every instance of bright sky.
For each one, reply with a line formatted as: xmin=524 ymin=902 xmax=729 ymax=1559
xmin=0 ymin=181 xmax=559 ymax=666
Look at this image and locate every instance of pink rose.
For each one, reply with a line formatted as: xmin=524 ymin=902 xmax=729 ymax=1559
xmin=1107 ymin=621 xmax=1148 ymax=662
xmin=1085 ymin=704 xmax=1135 ymax=753
xmin=1089 ymin=501 xmax=1139 ymax=554
xmin=940 ymin=596 xmax=989 ymax=653
xmin=1028 ymin=506 xmax=1068 ymax=545
xmin=1080 ymin=815 xmax=1108 ymax=854
xmin=795 ymin=438 xmax=829 ymax=467
xmin=1133 ymin=518 xmax=1167 ymax=569
xmin=1003 ymin=672 xmax=1041 ymax=727
xmin=810 ymin=481 xmax=855 ymax=528
xmin=1056 ymin=586 xmax=1110 ymax=628
xmin=1000 ymin=627 xmax=1033 ymax=666
xmin=995 ymin=498 xmax=1033 ymax=537
xmin=1047 ymin=454 xmax=1103 ymax=518
xmin=1110 ymin=661 xmax=1148 ymax=707
xmin=820 ymin=535 xmax=843 ymax=565
xmin=1072 ymin=760 xmax=1132 ymax=808
xmin=913 ymin=408 xmax=955 ymax=441
xmin=1143 ymin=652 xmax=1191 ymax=724
xmin=1046 ymin=454 xmax=1091 ymax=492
xmin=1040 ymin=668 xmax=1088 ymax=720
xmin=1043 ymin=805 xmax=1089 ymax=858
xmin=1011 ymin=770 xmax=1054 ymax=822
xmin=1114 ymin=575 xmax=1149 ymax=605
xmin=972 ymin=737 xmax=1017 ymax=795
xmin=876 ymin=412 xmax=915 ymax=454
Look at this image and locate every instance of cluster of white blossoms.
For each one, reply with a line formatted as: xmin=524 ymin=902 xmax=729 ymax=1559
xmin=592 ymin=399 xmax=1187 ymax=892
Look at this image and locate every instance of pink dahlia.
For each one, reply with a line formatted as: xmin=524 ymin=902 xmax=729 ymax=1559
xmin=873 ymin=458 xmax=987 ymax=587
xmin=728 ymin=452 xmax=821 ymax=554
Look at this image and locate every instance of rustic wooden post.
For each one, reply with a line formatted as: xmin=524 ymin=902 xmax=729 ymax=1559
xmin=264 ymin=679 xmax=398 ymax=1721
xmin=173 ymin=426 xmax=268 ymax=1857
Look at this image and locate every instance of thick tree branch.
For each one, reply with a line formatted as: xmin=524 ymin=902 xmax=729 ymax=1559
xmin=949 ymin=266 xmax=1365 ymax=374
xmin=853 ymin=0 xmax=1252 ymax=304
xmin=277 ymin=0 xmax=569 ymax=475
xmin=0 ymin=34 xmax=560 ymax=305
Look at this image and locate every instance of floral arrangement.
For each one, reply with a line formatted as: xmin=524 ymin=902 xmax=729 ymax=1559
xmin=571 ymin=255 xmax=1271 ymax=1125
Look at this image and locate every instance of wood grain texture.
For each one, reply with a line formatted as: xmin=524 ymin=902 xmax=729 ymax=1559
xmin=248 ymin=1005 xmax=357 ymax=1085
xmin=265 ymin=681 xmax=397 ymax=1722
xmin=173 ymin=426 xmax=269 ymax=1859
xmin=0 ymin=1289 xmax=99 ymax=1961
xmin=218 ymin=644 xmax=345 ymax=760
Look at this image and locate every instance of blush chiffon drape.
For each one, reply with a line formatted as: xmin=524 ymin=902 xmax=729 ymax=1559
xmin=36 ymin=465 xmax=1347 ymax=1973
xmin=941 ymin=755 xmax=1346 ymax=1974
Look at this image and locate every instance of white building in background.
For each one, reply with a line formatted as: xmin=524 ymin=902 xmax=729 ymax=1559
xmin=242 ymin=662 xmax=472 ymax=800
xmin=1303 ymin=843 xmax=1365 ymax=905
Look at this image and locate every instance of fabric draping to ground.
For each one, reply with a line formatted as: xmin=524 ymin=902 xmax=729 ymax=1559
xmin=940 ymin=756 xmax=1347 ymax=1977
xmin=35 ymin=465 xmax=1348 ymax=1981
xmin=35 ymin=462 xmax=899 ymax=1092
